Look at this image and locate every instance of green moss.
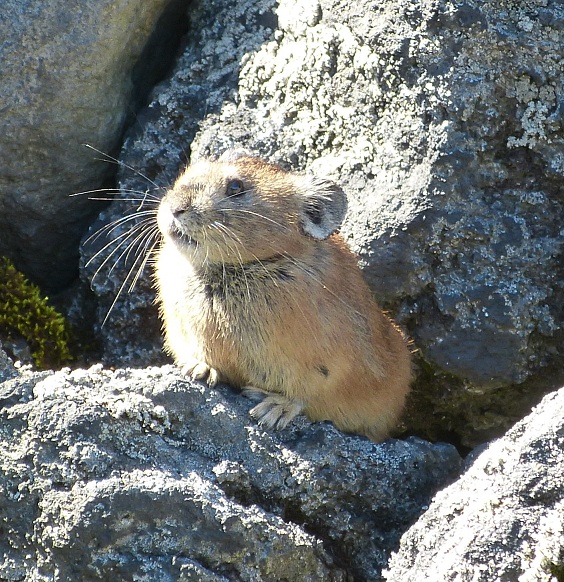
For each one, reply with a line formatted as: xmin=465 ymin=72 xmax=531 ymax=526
xmin=0 ymin=257 xmax=71 ymax=369
xmin=546 ymin=561 xmax=564 ymax=582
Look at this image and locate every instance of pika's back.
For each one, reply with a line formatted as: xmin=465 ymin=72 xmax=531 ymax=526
xmin=155 ymin=151 xmax=412 ymax=442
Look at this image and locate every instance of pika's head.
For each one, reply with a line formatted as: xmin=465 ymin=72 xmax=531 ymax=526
xmin=157 ymin=151 xmax=347 ymax=265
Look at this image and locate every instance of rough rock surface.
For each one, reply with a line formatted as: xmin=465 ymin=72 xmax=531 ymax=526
xmin=81 ymin=0 xmax=564 ymax=446
xmin=385 ymin=386 xmax=564 ymax=582
xmin=0 ymin=364 xmax=461 ymax=580
xmin=0 ymin=0 xmax=186 ymax=290
xmin=0 ymin=343 xmax=18 ymax=383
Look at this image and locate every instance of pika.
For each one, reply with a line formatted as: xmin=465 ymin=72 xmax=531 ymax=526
xmin=155 ymin=151 xmax=412 ymax=441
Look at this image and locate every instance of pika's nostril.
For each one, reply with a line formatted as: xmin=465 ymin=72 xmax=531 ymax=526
xmin=167 ymin=199 xmax=191 ymax=217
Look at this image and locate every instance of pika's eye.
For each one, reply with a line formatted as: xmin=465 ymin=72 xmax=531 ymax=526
xmin=225 ymin=179 xmax=245 ymax=198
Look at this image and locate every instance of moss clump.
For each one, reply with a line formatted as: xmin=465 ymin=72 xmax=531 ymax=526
xmin=546 ymin=561 xmax=564 ymax=582
xmin=0 ymin=257 xmax=71 ymax=369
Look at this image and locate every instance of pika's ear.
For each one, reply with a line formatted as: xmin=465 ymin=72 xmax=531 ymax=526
xmin=219 ymin=148 xmax=254 ymax=162
xmin=298 ymin=177 xmax=348 ymax=240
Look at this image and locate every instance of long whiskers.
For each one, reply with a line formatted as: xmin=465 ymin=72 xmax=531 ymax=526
xmin=83 ymin=202 xmax=160 ymax=323
xmin=100 ymin=225 xmax=161 ymax=326
xmin=82 ymin=144 xmax=162 ymax=191
xmin=122 ymin=225 xmax=161 ymax=291
xmin=211 ymin=222 xmax=252 ymax=301
xmin=220 ymin=207 xmax=292 ymax=232
xmin=85 ymin=210 xmax=158 ymax=246
xmin=113 ymin=222 xmax=158 ymax=278
xmin=77 ymin=144 xmax=170 ymax=326
xmin=70 ymin=187 xmax=162 ymax=204
xmin=87 ymin=217 xmax=157 ymax=281
xmin=72 ymin=186 xmax=163 ymax=219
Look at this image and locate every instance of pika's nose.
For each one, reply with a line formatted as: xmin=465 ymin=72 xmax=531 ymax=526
xmin=170 ymin=205 xmax=186 ymax=217
xmin=166 ymin=195 xmax=191 ymax=217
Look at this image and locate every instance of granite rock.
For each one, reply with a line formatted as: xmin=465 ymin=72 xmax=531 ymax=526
xmin=385 ymin=386 xmax=564 ymax=582
xmin=0 ymin=364 xmax=461 ymax=580
xmin=0 ymin=343 xmax=18 ymax=383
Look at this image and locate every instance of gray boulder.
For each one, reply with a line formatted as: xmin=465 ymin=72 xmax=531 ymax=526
xmin=0 ymin=342 xmax=18 ymax=383
xmin=81 ymin=0 xmax=564 ymax=446
xmin=0 ymin=364 xmax=461 ymax=580
xmin=385 ymin=386 xmax=564 ymax=582
xmin=0 ymin=0 xmax=186 ymax=290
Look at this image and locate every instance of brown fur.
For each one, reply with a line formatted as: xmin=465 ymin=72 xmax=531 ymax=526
xmin=155 ymin=154 xmax=412 ymax=441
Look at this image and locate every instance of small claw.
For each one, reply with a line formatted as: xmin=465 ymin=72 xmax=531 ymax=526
xmin=180 ymin=363 xmax=195 ymax=377
xmin=206 ymin=366 xmax=219 ymax=387
xmin=181 ymin=361 xmax=219 ymax=387
xmin=247 ymin=391 xmax=303 ymax=430
xmin=190 ymin=362 xmax=209 ymax=380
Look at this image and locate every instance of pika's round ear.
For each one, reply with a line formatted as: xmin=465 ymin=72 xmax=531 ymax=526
xmin=298 ymin=177 xmax=348 ymax=240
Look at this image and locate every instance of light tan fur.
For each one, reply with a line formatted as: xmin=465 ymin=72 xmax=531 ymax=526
xmin=155 ymin=153 xmax=412 ymax=441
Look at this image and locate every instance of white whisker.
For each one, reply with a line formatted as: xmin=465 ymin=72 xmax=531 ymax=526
xmin=220 ymin=208 xmax=291 ymax=231
xmin=71 ymin=187 xmax=162 ymax=203
xmin=120 ymin=223 xmax=160 ymax=271
xmin=87 ymin=219 xmax=154 ymax=276
xmin=85 ymin=212 xmax=157 ymax=247
xmin=83 ymin=144 xmax=161 ymax=190
xmin=107 ymin=223 xmax=157 ymax=278
xmin=126 ymin=229 xmax=161 ymax=293
xmin=211 ymin=222 xmax=252 ymax=301
xmin=99 ymin=226 xmax=161 ymax=325
xmin=129 ymin=240 xmax=160 ymax=292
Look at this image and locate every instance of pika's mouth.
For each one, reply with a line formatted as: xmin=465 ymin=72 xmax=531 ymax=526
xmin=170 ymin=223 xmax=197 ymax=246
xmin=157 ymin=204 xmax=198 ymax=247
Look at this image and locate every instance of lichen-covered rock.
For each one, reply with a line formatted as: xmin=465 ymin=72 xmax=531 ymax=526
xmin=0 ymin=343 xmax=17 ymax=382
xmin=81 ymin=0 xmax=564 ymax=446
xmin=384 ymin=387 xmax=564 ymax=582
xmin=0 ymin=364 xmax=461 ymax=580
xmin=0 ymin=0 xmax=186 ymax=290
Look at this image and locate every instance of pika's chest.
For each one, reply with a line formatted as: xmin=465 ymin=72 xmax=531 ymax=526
xmin=157 ymin=248 xmax=276 ymax=337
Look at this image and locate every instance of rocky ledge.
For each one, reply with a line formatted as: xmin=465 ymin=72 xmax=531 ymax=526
xmin=0 ymin=358 xmax=461 ymax=580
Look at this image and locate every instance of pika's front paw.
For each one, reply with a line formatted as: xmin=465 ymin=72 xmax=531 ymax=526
xmin=243 ymin=387 xmax=304 ymax=430
xmin=181 ymin=360 xmax=219 ymax=387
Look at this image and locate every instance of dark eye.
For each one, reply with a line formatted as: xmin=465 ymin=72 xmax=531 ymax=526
xmin=226 ymin=179 xmax=245 ymax=198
